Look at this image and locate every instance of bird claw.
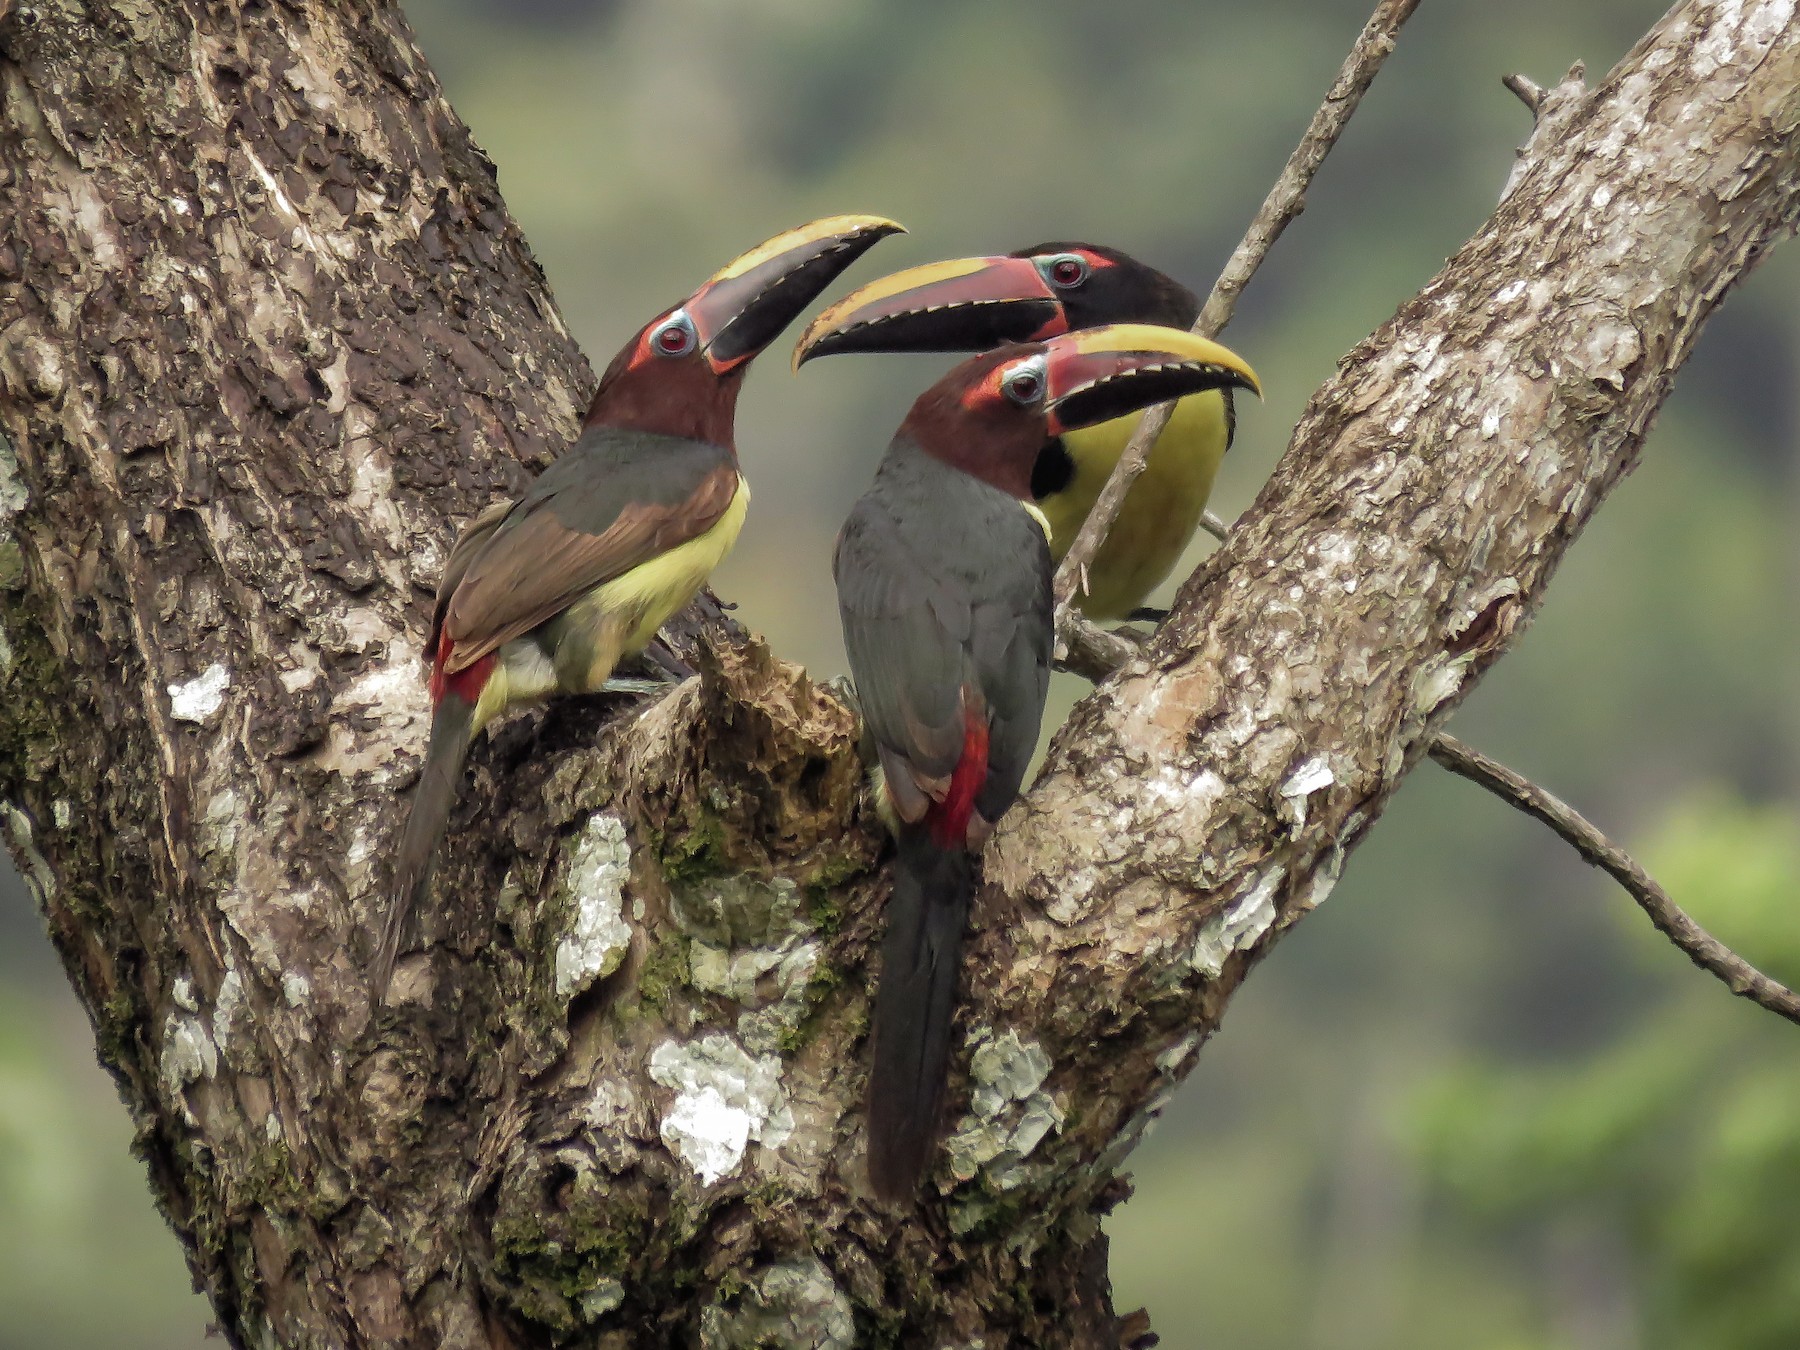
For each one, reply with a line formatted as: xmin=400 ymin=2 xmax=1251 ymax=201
xmin=635 ymin=638 xmax=697 ymax=683
xmin=822 ymin=675 xmax=878 ymax=769
xmin=823 ymin=673 xmax=861 ymax=715
xmin=1125 ymin=606 xmax=1170 ymax=624
xmin=600 ymin=676 xmax=674 ymax=696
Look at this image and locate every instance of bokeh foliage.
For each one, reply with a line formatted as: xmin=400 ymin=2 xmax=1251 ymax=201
xmin=1 ymin=1 xmax=1793 ymax=1345
xmin=1412 ymin=797 xmax=1800 ymax=1350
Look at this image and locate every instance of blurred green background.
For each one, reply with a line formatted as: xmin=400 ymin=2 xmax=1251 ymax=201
xmin=5 ymin=1 xmax=1797 ymax=1346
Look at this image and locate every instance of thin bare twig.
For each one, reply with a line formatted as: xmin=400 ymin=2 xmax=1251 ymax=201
xmin=1056 ymin=614 xmax=1139 ymax=682
xmin=1430 ymin=734 xmax=1800 ymax=1027
xmin=1500 ymin=63 xmax=1589 ymax=202
xmin=1045 ymin=0 xmax=1791 ymax=1030
xmin=1051 ymin=0 xmax=1424 ymax=623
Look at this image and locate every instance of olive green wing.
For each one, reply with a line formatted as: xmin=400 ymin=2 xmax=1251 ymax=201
xmin=438 ymin=432 xmax=738 ymax=673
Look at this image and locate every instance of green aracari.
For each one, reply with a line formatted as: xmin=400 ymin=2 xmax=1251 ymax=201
xmin=374 ymin=214 xmax=904 ymax=996
xmin=798 ymin=243 xmax=1261 ymax=621
xmin=833 ymin=324 xmax=1262 ymax=1200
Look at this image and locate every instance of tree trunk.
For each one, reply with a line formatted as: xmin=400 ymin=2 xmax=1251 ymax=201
xmin=0 ymin=1 xmax=1794 ymax=1346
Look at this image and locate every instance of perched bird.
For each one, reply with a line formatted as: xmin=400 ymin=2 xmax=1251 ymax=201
xmin=837 ymin=324 xmax=1263 ymax=1199
xmin=375 ymin=214 xmax=904 ymax=995
xmin=798 ymin=243 xmax=1259 ymax=620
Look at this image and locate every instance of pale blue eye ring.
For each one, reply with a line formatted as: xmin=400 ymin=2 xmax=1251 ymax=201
xmin=1044 ymin=254 xmax=1089 ymax=288
xmin=653 ymin=311 xmax=697 ymax=357
xmin=1004 ymin=357 xmax=1047 ymax=405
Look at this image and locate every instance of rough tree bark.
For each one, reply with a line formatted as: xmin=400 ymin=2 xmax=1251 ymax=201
xmin=0 ymin=1 xmax=1794 ymax=1346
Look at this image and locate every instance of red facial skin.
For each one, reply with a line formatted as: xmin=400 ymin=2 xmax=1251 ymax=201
xmin=1014 ymin=245 xmax=1120 ymax=338
xmin=896 ymin=348 xmax=1048 ymax=501
xmin=895 ymin=330 xmax=1166 ymax=501
xmin=580 ymin=315 xmax=747 ymax=448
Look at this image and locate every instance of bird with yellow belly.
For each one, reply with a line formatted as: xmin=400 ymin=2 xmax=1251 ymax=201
xmin=372 ymin=213 xmax=905 ymax=995
xmin=794 ymin=242 xmax=1259 ymax=621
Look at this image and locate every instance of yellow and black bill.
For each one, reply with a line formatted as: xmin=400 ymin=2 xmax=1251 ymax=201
xmin=793 ymin=253 xmax=1074 ymax=371
xmin=683 ymin=213 xmax=906 ymax=373
xmin=1026 ymin=324 xmax=1262 ymax=436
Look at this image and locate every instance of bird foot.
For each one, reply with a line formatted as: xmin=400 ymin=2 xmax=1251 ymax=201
xmin=600 ymin=676 xmax=675 ymax=696
xmin=823 ymin=676 xmax=880 ymax=770
xmin=635 ymin=638 xmax=697 ymax=683
xmin=603 ymin=639 xmax=691 ymax=693
xmin=823 ymin=673 xmax=861 ymax=715
xmin=1124 ymin=606 xmax=1169 ymax=624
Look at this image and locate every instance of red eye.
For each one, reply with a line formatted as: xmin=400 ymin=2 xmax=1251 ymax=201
xmin=1003 ymin=366 xmax=1044 ymax=405
xmin=653 ymin=314 xmax=696 ymax=357
xmin=1048 ymin=256 xmax=1087 ymax=287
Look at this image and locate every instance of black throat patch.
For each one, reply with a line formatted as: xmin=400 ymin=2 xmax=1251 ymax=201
xmin=1031 ymin=437 xmax=1075 ymax=501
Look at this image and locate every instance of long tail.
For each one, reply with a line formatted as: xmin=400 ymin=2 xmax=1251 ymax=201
xmin=866 ymin=825 xmax=973 ymax=1202
xmin=372 ymin=691 xmax=477 ymax=997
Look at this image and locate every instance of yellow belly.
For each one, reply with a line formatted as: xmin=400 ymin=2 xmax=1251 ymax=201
xmin=1041 ymin=391 xmax=1230 ymax=620
xmin=594 ymin=474 xmax=750 ymax=654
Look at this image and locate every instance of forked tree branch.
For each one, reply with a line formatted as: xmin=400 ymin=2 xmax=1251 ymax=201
xmin=1066 ymin=613 xmax=1800 ymax=1030
xmin=1052 ymin=0 xmax=1425 ymax=621
xmin=1059 ymin=14 xmax=1799 ymax=1035
xmin=1 ymin=0 xmax=1795 ymax=1344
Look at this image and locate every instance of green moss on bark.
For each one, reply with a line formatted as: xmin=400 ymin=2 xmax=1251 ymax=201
xmin=653 ymin=813 xmax=732 ymax=892
xmin=635 ymin=932 xmax=691 ymax=1014
xmin=489 ymin=1160 xmax=650 ymax=1336
xmin=774 ymin=960 xmax=844 ymax=1056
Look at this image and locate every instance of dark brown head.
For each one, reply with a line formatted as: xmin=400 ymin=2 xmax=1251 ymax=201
xmin=584 ymin=214 xmax=904 ymax=446
xmin=898 ymin=324 xmax=1261 ymax=500
xmin=794 ymin=242 xmax=1198 ymax=367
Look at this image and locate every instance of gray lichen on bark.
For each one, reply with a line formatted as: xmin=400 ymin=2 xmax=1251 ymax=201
xmin=0 ymin=0 xmax=1796 ymax=1346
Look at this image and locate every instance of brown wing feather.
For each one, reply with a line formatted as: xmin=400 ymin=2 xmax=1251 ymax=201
xmin=427 ymin=498 xmax=513 ymax=661
xmin=442 ymin=465 xmax=738 ymax=673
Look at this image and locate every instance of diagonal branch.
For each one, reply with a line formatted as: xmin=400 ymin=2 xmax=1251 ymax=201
xmin=1051 ymin=18 xmax=1799 ymax=1031
xmin=1052 ymin=0 xmax=1425 ymax=621
xmin=1061 ymin=624 xmax=1800 ymax=1028
xmin=1429 ymin=735 xmax=1800 ymax=1025
xmin=1 ymin=0 xmax=1795 ymax=1341
xmin=985 ymin=0 xmax=1800 ymax=1252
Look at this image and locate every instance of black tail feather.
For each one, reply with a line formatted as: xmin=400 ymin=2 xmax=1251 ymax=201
xmin=866 ymin=827 xmax=973 ymax=1202
xmin=373 ymin=692 xmax=476 ymax=998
